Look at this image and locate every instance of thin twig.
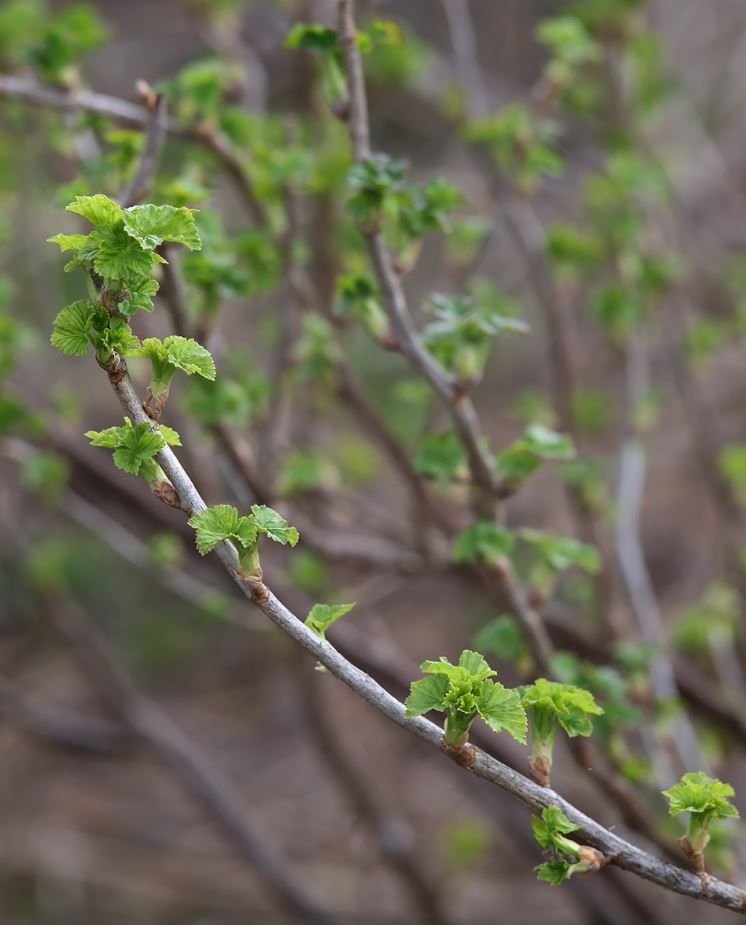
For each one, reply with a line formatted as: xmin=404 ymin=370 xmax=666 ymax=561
xmin=119 ymin=82 xmax=168 ymax=208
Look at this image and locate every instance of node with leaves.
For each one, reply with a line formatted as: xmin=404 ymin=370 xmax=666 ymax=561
xmin=532 ymin=806 xmax=605 ymax=885
xmin=404 ymin=650 xmax=526 ymax=751
xmin=663 ymin=773 xmax=740 ymax=874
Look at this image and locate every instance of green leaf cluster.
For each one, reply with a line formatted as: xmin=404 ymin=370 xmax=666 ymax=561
xmin=133 ymin=335 xmax=215 ymax=399
xmin=465 ymin=105 xmax=563 ymax=191
xmin=405 ymin=650 xmax=526 ymax=749
xmin=521 ymin=679 xmax=602 ymax=785
xmin=85 ymin=417 xmax=180 ymax=484
xmin=334 ymin=273 xmax=388 ymax=341
xmin=663 ymin=772 xmax=739 ymax=866
xmin=414 ymin=431 xmax=467 ymax=483
xmin=424 ymin=292 xmax=527 ymax=384
xmin=495 ymin=424 xmax=575 ymax=491
xmin=188 ymin=503 xmax=299 ymax=574
xmin=532 ymin=807 xmax=596 ymax=885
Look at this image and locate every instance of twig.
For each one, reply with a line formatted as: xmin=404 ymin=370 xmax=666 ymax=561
xmin=336 ymin=0 xmax=501 ymax=510
xmin=98 ymin=356 xmax=746 ymax=915
xmin=49 ymin=600 xmax=335 ymax=925
xmin=119 ymin=82 xmax=168 ymax=208
xmin=439 ymin=0 xmax=489 ymax=120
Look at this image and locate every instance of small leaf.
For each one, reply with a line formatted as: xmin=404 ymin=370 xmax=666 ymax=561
xmin=452 ymin=522 xmax=515 ymax=564
xmin=163 ymin=335 xmax=216 ymax=379
xmin=112 ymin=424 xmax=164 ymax=475
xmin=47 ymin=233 xmax=90 ymax=252
xmin=305 ymin=602 xmax=355 ymax=639
xmin=50 ymin=300 xmax=96 ymax=356
xmin=66 ymin=193 xmax=123 ymax=227
xmin=90 ymin=224 xmax=157 ymax=280
xmin=535 ymin=860 xmax=574 ymax=886
xmin=476 ymin=681 xmax=527 ymax=743
xmin=188 ymin=504 xmax=258 ymax=556
xmin=404 ymin=674 xmax=450 ymax=717
xmin=251 ymin=504 xmax=299 ymax=546
xmin=157 ymin=424 xmax=182 ymax=446
xmin=458 ymin=649 xmax=496 ymax=680
xmin=122 ymin=204 xmax=201 ymax=251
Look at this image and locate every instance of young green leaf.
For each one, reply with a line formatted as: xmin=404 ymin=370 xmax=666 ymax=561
xmin=305 ymin=602 xmax=356 ymax=640
xmin=251 ymin=504 xmax=300 ymax=546
xmin=66 ymin=193 xmax=123 ymax=228
xmin=663 ymin=773 xmax=739 ymax=822
xmin=452 ymin=522 xmax=515 ymax=565
xmin=405 ymin=650 xmax=526 ymax=748
xmin=122 ymin=204 xmax=201 ymax=252
xmin=413 ymin=431 xmax=467 ymax=482
xmin=50 ymin=300 xmax=96 ymax=356
xmin=188 ymin=504 xmax=258 ymax=556
xmin=85 ymin=418 xmax=177 ymax=479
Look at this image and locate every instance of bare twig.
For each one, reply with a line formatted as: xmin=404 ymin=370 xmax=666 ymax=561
xmin=119 ymin=82 xmax=168 ymax=208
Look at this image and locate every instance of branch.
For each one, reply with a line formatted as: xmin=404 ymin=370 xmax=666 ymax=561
xmin=336 ymin=0 xmax=500 ymax=509
xmin=119 ymin=82 xmax=168 ymax=208
xmin=98 ymin=356 xmax=746 ymax=916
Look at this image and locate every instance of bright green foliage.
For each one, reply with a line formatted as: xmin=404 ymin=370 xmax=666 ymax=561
xmin=133 ymin=336 xmax=216 ymax=398
xmin=424 ymin=292 xmax=527 ymax=384
xmin=452 ymin=522 xmax=515 ymax=565
xmin=531 ymin=807 xmax=596 ymax=885
xmin=663 ymin=772 xmax=739 ymax=867
xmin=413 ymin=431 xmax=467 ymax=483
xmin=536 ymin=16 xmax=599 ymax=90
xmin=521 ymin=679 xmax=603 ymax=785
xmin=189 ymin=503 xmax=298 ymax=575
xmin=251 ymin=504 xmax=300 ymax=547
xmin=405 ymin=650 xmax=526 ymax=748
xmin=188 ymin=504 xmax=258 ymax=556
xmin=334 ymin=273 xmax=388 ymax=340
xmin=85 ymin=417 xmax=180 ymax=483
xmin=663 ymin=773 xmax=739 ymax=822
xmin=122 ymin=204 xmax=201 ymax=252
xmin=50 ymin=300 xmax=97 ymax=356
xmin=495 ymin=424 xmax=575 ymax=491
xmin=465 ymin=105 xmax=562 ymax=191
xmin=305 ymin=602 xmax=356 ymax=640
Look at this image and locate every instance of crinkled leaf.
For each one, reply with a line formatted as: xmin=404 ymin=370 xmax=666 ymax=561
xmin=404 ymin=674 xmax=450 ymax=717
xmin=305 ymin=602 xmax=356 ymax=639
xmin=85 ymin=426 xmax=121 ymax=448
xmin=535 ymin=860 xmax=574 ymax=886
xmin=188 ymin=504 xmax=258 ymax=556
xmin=90 ymin=224 xmax=157 ymax=281
xmin=50 ymin=300 xmax=96 ymax=356
xmin=251 ymin=504 xmax=299 ymax=546
xmin=111 ymin=424 xmax=165 ymax=475
xmin=66 ymin=193 xmax=123 ymax=228
xmin=476 ymin=680 xmax=527 ymax=742
xmin=663 ymin=773 xmax=740 ymax=821
xmin=47 ymin=233 xmax=90 ymax=252
xmin=157 ymin=424 xmax=181 ymax=446
xmin=458 ymin=649 xmax=496 ymax=681
xmin=414 ymin=431 xmax=466 ymax=482
xmin=522 ymin=678 xmax=603 ymax=738
xmin=118 ymin=278 xmax=159 ymax=316
xmin=122 ymin=204 xmax=201 ymax=251
xmin=163 ymin=336 xmax=216 ymax=379
xmin=532 ymin=806 xmax=579 ymax=850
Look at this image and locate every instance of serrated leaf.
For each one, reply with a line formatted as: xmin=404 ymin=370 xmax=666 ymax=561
xmin=404 ymin=674 xmax=450 ymax=717
xmin=119 ymin=278 xmax=159 ymax=316
xmin=50 ymin=300 xmax=95 ymax=356
xmin=66 ymin=194 xmax=123 ymax=227
xmin=85 ymin=426 xmax=121 ymax=448
xmin=123 ymin=204 xmax=201 ymax=251
xmin=532 ymin=806 xmax=579 ymax=849
xmin=47 ymin=233 xmax=90 ymax=252
xmin=476 ymin=681 xmax=527 ymax=743
xmin=157 ymin=424 xmax=181 ymax=446
xmin=112 ymin=424 xmax=165 ymax=475
xmin=188 ymin=504 xmax=258 ymax=556
xmin=284 ymin=23 xmax=339 ymax=53
xmin=522 ymin=678 xmax=603 ymax=739
xmin=90 ymin=224 xmax=157 ymax=281
xmin=535 ymin=860 xmax=573 ymax=886
xmin=305 ymin=602 xmax=356 ymax=639
xmin=458 ymin=649 xmax=496 ymax=680
xmin=251 ymin=504 xmax=299 ymax=546
xmin=163 ymin=336 xmax=216 ymax=379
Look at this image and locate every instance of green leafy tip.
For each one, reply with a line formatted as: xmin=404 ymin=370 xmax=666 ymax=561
xmin=532 ymin=806 xmax=603 ymax=886
xmin=521 ymin=679 xmax=603 ymax=739
xmin=85 ymin=417 xmax=180 ymax=479
xmin=405 ymin=650 xmax=526 ymax=748
xmin=50 ymin=300 xmax=96 ymax=356
xmin=495 ymin=424 xmax=575 ymax=490
xmin=188 ymin=504 xmax=299 ymax=557
xmin=133 ymin=336 xmax=216 ymax=394
xmin=305 ymin=602 xmax=356 ymax=640
xmin=663 ymin=773 xmax=739 ymax=823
